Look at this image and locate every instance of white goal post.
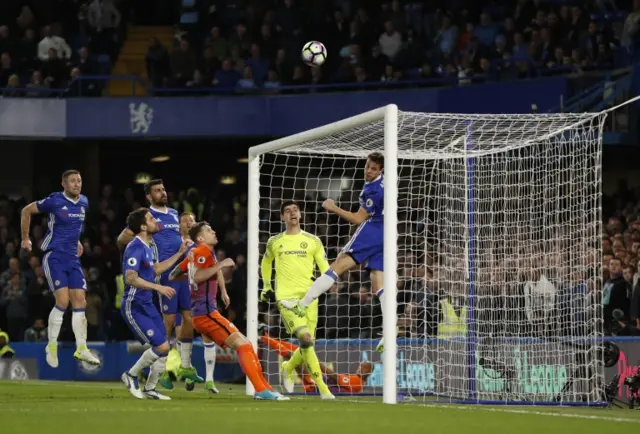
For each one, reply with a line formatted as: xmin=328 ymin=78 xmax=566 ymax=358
xmin=246 ymin=103 xmax=613 ymax=405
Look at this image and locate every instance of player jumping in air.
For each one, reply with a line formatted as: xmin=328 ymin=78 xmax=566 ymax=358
xmin=260 ymin=330 xmax=374 ymax=394
xmin=281 ymin=152 xmax=388 ymax=353
xmin=118 ymin=180 xmax=203 ymax=389
xmin=169 ymin=222 xmax=289 ymax=401
xmin=120 ymin=208 xmax=189 ymax=400
xmin=21 ymin=170 xmax=100 ymax=368
xmin=176 ymin=211 xmax=225 ymax=394
xmin=260 ymin=200 xmax=335 ymax=399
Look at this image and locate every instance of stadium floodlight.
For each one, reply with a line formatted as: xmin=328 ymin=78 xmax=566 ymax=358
xmin=246 ymin=98 xmax=637 ymax=405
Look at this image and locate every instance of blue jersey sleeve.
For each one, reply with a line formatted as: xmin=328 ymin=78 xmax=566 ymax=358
xmin=124 ymin=245 xmax=144 ymax=273
xmin=360 ymin=186 xmax=380 ymax=214
xmin=36 ymin=194 xmax=57 ymax=213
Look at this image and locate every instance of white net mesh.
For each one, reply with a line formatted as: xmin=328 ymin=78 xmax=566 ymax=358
xmin=256 ymin=110 xmax=605 ymax=404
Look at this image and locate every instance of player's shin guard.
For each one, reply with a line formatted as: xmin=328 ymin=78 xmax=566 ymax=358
xmin=71 ymin=308 xmax=88 ymax=348
xmin=301 ymin=346 xmax=330 ymax=395
xmin=300 ymin=270 xmax=338 ymax=307
xmin=146 ymin=356 xmax=168 ymax=390
xmin=204 ymin=342 xmax=216 ymax=382
xmin=237 ymin=344 xmax=272 ymax=393
xmin=129 ymin=348 xmax=164 ymax=376
xmin=178 ymin=338 xmax=193 ymax=368
xmin=48 ymin=304 xmax=65 ymax=345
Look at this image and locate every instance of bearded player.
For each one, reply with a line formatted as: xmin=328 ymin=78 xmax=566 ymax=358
xmin=118 ymin=180 xmax=203 ymax=387
xmin=260 ymin=330 xmax=373 ymax=394
xmin=282 ymin=153 xmax=388 ymax=353
xmin=169 ymin=222 xmax=288 ymax=401
xmin=260 ymin=200 xmax=334 ymax=399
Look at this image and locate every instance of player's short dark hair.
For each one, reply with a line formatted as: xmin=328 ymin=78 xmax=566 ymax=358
xmin=127 ymin=207 xmax=149 ymax=235
xmin=280 ymin=200 xmax=300 ymax=214
xmin=180 ymin=212 xmax=195 ymax=220
xmin=367 ymin=152 xmax=384 ymax=169
xmin=189 ymin=221 xmax=209 ymax=242
xmin=144 ymin=179 xmax=164 ymax=195
xmin=62 ymin=169 xmax=80 ymax=181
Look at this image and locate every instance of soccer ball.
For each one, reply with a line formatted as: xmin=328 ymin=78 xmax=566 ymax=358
xmin=301 ymin=41 xmax=327 ymax=67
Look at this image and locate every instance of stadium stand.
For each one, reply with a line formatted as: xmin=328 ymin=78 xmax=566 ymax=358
xmin=0 ymin=0 xmax=638 ymax=96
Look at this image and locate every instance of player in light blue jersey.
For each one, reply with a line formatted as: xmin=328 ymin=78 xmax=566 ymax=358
xmin=281 ymin=152 xmax=390 ymax=352
xmin=117 ymin=179 xmax=203 ymax=388
xmin=121 ymin=207 xmax=189 ymax=400
xmin=20 ymin=170 xmax=100 ymax=368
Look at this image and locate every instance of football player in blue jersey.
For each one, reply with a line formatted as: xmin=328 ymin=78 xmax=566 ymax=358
xmin=281 ymin=152 xmax=390 ymax=352
xmin=120 ymin=207 xmax=189 ymax=400
xmin=117 ymin=179 xmax=203 ymax=388
xmin=20 ymin=170 xmax=100 ymax=367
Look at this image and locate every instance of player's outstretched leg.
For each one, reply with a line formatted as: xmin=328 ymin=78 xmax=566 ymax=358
xmin=203 ymin=341 xmax=219 ymax=394
xmin=122 ymin=344 xmax=170 ymax=399
xmin=260 ymin=333 xmax=302 ymax=393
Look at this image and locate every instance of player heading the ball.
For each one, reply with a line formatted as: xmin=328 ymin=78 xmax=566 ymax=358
xmin=120 ymin=207 xmax=190 ymax=400
xmin=169 ymin=222 xmax=289 ymax=401
xmin=281 ymin=152 xmax=389 ymax=353
xmin=21 ymin=169 xmax=100 ymax=368
xmin=260 ymin=200 xmax=335 ymax=399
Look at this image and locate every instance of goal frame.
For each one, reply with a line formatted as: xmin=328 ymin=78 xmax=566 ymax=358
xmin=246 ymin=104 xmax=399 ymax=404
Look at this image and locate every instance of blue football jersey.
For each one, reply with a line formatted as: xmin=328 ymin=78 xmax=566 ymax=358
xmin=359 ymin=174 xmax=384 ymax=223
xmin=37 ymin=192 xmax=88 ymax=256
xmin=123 ymin=237 xmax=157 ymax=305
xmin=149 ymin=207 xmax=182 ymax=261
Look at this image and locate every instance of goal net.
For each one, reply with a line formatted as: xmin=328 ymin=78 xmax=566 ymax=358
xmin=247 ymin=105 xmax=606 ymax=405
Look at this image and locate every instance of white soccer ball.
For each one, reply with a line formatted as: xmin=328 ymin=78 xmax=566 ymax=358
xmin=301 ymin=41 xmax=327 ymax=67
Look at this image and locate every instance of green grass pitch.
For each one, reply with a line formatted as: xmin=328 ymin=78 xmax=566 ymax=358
xmin=2 ymin=380 xmax=640 ymax=434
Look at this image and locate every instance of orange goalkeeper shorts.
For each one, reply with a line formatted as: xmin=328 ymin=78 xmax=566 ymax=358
xmin=192 ymin=311 xmax=239 ymax=348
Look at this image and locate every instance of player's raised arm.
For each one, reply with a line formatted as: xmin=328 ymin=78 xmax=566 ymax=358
xmin=322 ymin=198 xmax=370 ymax=226
xmin=193 ymin=257 xmax=235 ymax=284
xmin=117 ymin=227 xmax=135 ymax=250
xmin=153 ymin=238 xmax=190 ymax=275
xmin=260 ymin=238 xmax=275 ymax=301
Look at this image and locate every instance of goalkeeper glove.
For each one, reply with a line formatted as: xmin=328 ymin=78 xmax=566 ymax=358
xmin=260 ymin=286 xmax=274 ymax=303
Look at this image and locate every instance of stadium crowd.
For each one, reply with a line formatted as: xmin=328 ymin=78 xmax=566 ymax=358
xmin=0 ymin=0 xmax=638 ymax=95
xmin=0 ymin=172 xmax=637 ymax=343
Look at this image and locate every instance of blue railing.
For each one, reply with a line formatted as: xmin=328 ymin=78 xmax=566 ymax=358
xmin=0 ymin=54 xmax=623 ymax=97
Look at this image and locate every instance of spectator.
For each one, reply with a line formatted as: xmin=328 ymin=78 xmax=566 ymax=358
xmin=87 ymin=0 xmax=121 ymax=57
xmin=207 ymin=26 xmax=228 ymax=63
xmin=213 ymin=58 xmax=241 ymax=88
xmin=246 ymin=43 xmax=268 ymax=84
xmin=169 ymin=38 xmax=197 ymax=86
xmin=434 ymin=15 xmax=458 ymax=56
xmin=199 ymin=46 xmax=219 ymax=84
xmin=237 ymin=65 xmax=256 ymax=90
xmin=25 ymin=70 xmax=50 ymax=97
xmin=146 ymin=37 xmax=170 ymax=89
xmin=23 ymin=318 xmax=47 ymax=342
xmin=228 ymin=23 xmax=251 ymax=57
xmin=18 ymin=28 xmax=38 ymax=70
xmin=603 ymin=257 xmax=630 ymax=330
xmin=263 ymin=69 xmax=280 ymax=91
xmin=475 ymin=13 xmax=499 ymax=47
xmin=0 ymin=26 xmax=17 ymax=59
xmin=37 ymin=25 xmax=72 ymax=61
xmin=42 ymin=48 xmax=68 ymax=88
xmin=1 ymin=274 xmax=28 ymax=341
xmin=379 ymin=20 xmax=402 ymax=61
xmin=3 ymin=74 xmax=22 ymax=97
xmin=72 ymin=46 xmax=98 ymax=75
xmin=0 ymin=53 xmax=15 ymax=86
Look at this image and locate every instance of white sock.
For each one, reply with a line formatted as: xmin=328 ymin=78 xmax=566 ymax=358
xmin=145 ymin=356 xmax=167 ymax=390
xmin=376 ymin=288 xmax=386 ymax=317
xmin=72 ymin=308 xmax=88 ymax=348
xmin=300 ymin=270 xmax=338 ymax=307
xmin=47 ymin=304 xmax=65 ymax=345
xmin=204 ymin=343 xmax=216 ymax=382
xmin=129 ymin=348 xmax=161 ymax=376
xmin=178 ymin=339 xmax=192 ymax=368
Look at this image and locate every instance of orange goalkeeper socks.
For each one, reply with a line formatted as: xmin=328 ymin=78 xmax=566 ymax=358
xmin=237 ymin=343 xmax=273 ymax=393
xmin=259 ymin=334 xmax=299 ymax=358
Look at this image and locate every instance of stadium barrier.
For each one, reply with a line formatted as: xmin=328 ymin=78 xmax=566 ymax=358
xmin=0 ymin=78 xmax=569 ymax=138
xmin=10 ymin=341 xmax=243 ymax=382
xmin=259 ymin=337 xmax=640 ymax=403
